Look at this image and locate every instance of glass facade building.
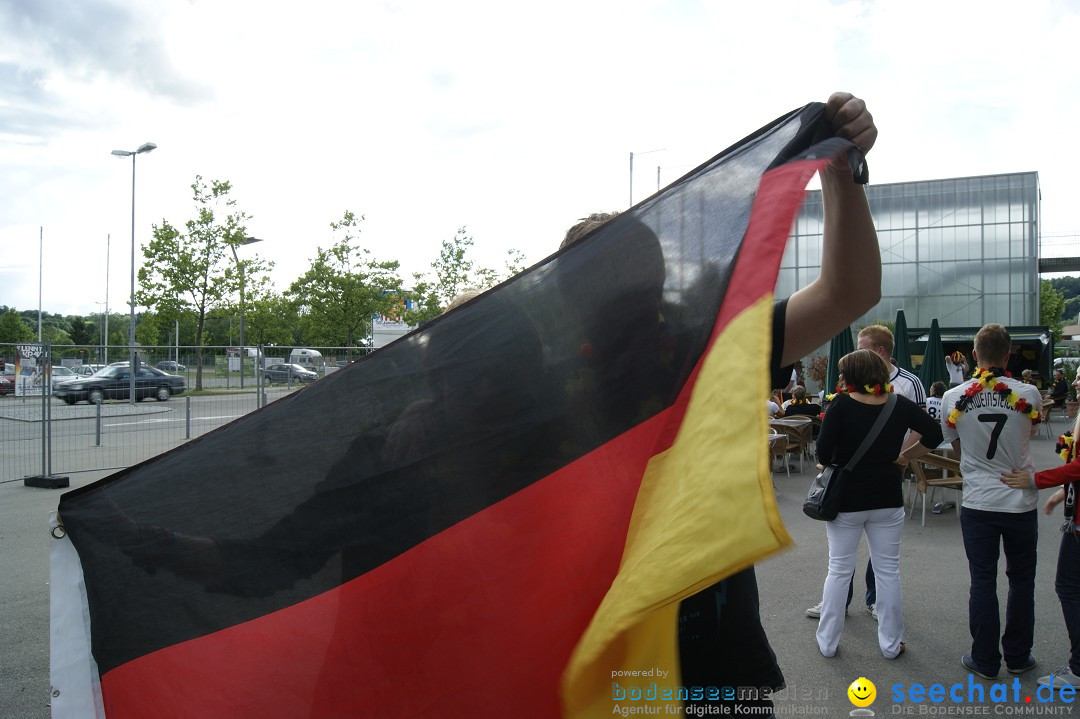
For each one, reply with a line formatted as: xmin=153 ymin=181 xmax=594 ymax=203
xmin=778 ymin=171 xmax=1041 ymax=329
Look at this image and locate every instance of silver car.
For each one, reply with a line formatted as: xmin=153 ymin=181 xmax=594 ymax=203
xmin=263 ymin=363 xmax=318 ymax=384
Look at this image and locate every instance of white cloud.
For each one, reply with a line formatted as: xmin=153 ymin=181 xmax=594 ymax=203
xmin=1 ymin=0 xmax=1078 ymax=317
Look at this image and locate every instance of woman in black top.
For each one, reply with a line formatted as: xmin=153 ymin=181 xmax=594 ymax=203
xmin=813 ymin=349 xmax=942 ymax=659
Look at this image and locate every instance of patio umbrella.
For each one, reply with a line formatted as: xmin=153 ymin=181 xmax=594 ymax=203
xmin=825 ymin=325 xmax=855 ymax=394
xmin=893 ymin=309 xmax=914 ymax=372
xmin=918 ymin=318 xmax=951 ymax=393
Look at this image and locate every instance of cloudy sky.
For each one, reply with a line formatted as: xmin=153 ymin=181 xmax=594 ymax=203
xmin=2 ymin=0 xmax=1078 ymax=317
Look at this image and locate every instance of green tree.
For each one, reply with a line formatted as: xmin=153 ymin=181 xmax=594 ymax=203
xmin=69 ymin=316 xmax=95 ymax=346
xmin=134 ymin=312 xmax=163 ymax=348
xmin=1064 ymin=296 xmax=1080 ymax=326
xmin=137 ymin=176 xmax=268 ymax=389
xmin=287 ymin=211 xmax=404 ymax=347
xmin=406 ymin=227 xmax=523 ymax=326
xmin=244 ymin=291 xmax=300 ymax=347
xmin=0 ymin=308 xmax=34 ymax=343
xmin=1041 ymin=278 xmax=1067 ymax=341
xmin=41 ymin=324 xmax=72 ymax=346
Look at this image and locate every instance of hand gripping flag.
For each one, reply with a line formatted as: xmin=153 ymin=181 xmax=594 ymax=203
xmin=52 ymin=102 xmax=867 ymax=718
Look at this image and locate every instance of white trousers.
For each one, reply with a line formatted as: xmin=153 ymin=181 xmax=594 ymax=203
xmin=816 ymin=507 xmax=905 ymax=659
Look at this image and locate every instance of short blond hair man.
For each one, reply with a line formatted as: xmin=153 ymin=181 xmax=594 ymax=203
xmin=941 ymin=322 xmax=1042 ymax=679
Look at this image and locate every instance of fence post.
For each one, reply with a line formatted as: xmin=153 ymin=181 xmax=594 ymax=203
xmin=185 ymin=395 xmax=191 ymax=439
xmin=257 ymin=344 xmax=263 ymax=409
xmin=45 ymin=343 xmax=52 ymax=477
xmin=40 ymin=346 xmax=47 ymax=476
xmin=24 ymin=342 xmax=67 ymax=488
xmin=96 ymin=401 xmax=102 ymax=447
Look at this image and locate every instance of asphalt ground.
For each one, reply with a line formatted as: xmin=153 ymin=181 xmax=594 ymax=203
xmin=1 ymin=424 xmax=1078 ymax=718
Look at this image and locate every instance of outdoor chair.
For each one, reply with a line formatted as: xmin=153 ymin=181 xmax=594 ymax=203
xmin=908 ymin=453 xmax=963 ymax=527
xmin=1043 ymin=402 xmax=1074 ymax=440
xmin=770 ymin=418 xmax=811 ymax=473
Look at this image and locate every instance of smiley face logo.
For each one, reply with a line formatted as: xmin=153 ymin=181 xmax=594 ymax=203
xmin=847 ymin=677 xmax=876 ymax=707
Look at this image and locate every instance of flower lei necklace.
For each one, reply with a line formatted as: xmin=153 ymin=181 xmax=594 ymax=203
xmin=825 ymin=382 xmax=892 ymax=401
xmin=1058 ymin=431 xmax=1075 ymax=463
xmin=945 ymin=367 xmax=1040 ymax=429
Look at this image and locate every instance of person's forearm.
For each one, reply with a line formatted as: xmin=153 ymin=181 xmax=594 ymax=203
xmin=900 ymin=439 xmax=937 ymax=464
xmin=820 ymin=166 xmax=880 ymax=307
xmin=780 ymin=169 xmax=879 ymax=365
xmin=1034 ymin=460 xmax=1080 ymax=490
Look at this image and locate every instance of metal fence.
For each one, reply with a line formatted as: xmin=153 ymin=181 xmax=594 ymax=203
xmin=0 ymin=343 xmax=373 ymax=484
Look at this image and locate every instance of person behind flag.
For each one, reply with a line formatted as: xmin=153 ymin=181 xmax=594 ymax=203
xmin=1000 ymin=368 xmax=1080 ymax=690
xmin=683 ymin=91 xmax=880 ymax=716
xmin=941 ymin=322 xmax=1043 ymax=679
xmin=559 ymin=92 xmax=881 ymax=715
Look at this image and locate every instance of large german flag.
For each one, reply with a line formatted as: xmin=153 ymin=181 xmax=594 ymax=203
xmin=52 ymin=102 xmax=865 ymax=718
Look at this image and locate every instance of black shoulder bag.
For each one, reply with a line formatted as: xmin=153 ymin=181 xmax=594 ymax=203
xmin=803 ymin=393 xmax=897 ymax=521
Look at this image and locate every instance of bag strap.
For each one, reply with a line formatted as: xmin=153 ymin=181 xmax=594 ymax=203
xmin=843 ymin=392 xmax=897 ymax=471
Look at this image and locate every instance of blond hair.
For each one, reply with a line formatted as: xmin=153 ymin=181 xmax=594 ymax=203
xmin=858 ymin=325 xmax=894 ymax=357
xmin=838 ymin=349 xmax=890 ymax=390
xmin=973 ymin=323 xmax=1011 ymax=368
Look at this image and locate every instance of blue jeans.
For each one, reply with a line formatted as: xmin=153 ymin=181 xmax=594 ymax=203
xmin=960 ymin=507 xmax=1038 ymax=672
xmin=1056 ymin=531 xmax=1080 ymax=675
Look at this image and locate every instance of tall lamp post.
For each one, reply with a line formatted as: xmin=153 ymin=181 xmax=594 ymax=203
xmin=230 ymin=236 xmax=263 ymax=388
xmin=628 ymin=147 xmax=664 ymax=207
xmin=111 ymin=142 xmax=157 ymax=404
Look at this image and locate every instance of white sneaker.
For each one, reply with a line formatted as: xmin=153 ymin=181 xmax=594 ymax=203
xmin=868 ymin=604 xmax=878 ymax=621
xmin=806 ymin=601 xmax=848 ymax=619
xmin=1038 ymin=666 xmax=1080 ymax=688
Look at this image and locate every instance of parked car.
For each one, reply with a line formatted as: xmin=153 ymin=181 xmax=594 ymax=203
xmin=263 ymin=363 xmax=318 ymax=384
xmin=49 ymin=366 xmax=81 ymax=387
xmin=72 ymin=364 xmax=106 ymax=377
xmin=53 ymin=364 xmax=186 ymax=405
xmin=156 ymin=360 xmax=187 ymax=372
xmin=0 ymin=374 xmax=12 ymax=396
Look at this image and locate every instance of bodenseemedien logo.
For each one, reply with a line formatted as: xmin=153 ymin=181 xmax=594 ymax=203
xmin=849 ymin=676 xmax=876 ymax=717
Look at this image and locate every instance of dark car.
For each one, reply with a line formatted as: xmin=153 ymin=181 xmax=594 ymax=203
xmin=53 ymin=364 xmax=186 ymax=405
xmin=263 ymin=363 xmax=318 ymax=384
xmin=0 ymin=374 xmax=12 ymax=396
xmin=156 ymin=360 xmax=187 ymax=372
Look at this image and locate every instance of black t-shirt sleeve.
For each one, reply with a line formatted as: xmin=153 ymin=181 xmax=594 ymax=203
xmin=770 ymin=299 xmax=794 ymax=389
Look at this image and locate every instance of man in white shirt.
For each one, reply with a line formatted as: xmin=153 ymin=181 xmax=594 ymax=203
xmin=941 ymin=323 xmax=1042 ymax=680
xmin=946 ymin=352 xmax=969 ymax=387
xmin=925 ymin=381 xmax=947 ymax=422
xmin=806 ymin=324 xmax=924 ymax=621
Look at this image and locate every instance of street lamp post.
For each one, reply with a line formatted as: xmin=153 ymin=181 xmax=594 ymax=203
xmin=112 ymin=142 xmax=157 ymax=404
xmin=104 ymin=233 xmax=110 ymax=365
xmin=230 ymin=237 xmax=263 ymax=389
xmin=628 ymin=148 xmax=664 ymax=208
